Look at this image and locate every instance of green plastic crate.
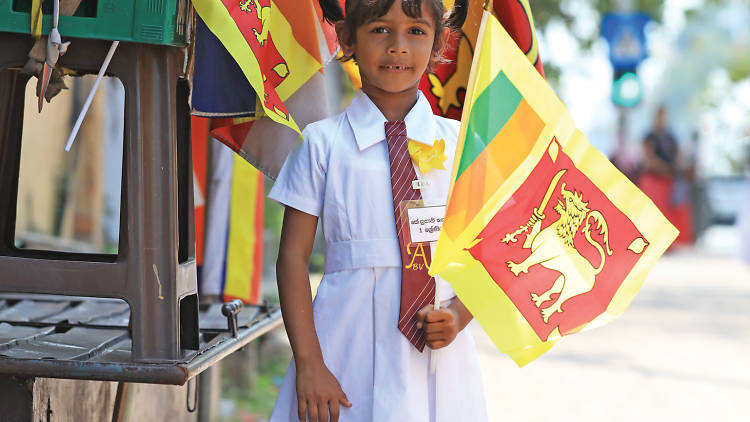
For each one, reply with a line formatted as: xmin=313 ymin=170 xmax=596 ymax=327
xmin=0 ymin=0 xmax=188 ymax=46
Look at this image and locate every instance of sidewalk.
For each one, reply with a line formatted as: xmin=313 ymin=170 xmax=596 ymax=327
xmin=474 ymin=246 xmax=749 ymax=421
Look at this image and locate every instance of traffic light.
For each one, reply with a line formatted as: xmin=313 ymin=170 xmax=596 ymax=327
xmin=602 ymin=12 xmax=649 ymax=108
xmin=611 ymin=69 xmax=642 ymax=107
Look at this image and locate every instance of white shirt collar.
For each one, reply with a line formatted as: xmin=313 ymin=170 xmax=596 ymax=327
xmin=346 ymin=90 xmax=438 ymax=151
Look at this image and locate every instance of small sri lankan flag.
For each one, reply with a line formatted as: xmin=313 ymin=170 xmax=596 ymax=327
xmin=429 ymin=11 xmax=679 ymax=366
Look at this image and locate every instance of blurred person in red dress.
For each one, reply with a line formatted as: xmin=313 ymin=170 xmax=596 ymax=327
xmin=638 ymin=106 xmax=695 ymax=247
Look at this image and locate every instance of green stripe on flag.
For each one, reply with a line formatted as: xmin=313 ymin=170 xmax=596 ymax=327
xmin=456 ymin=71 xmax=522 ymax=180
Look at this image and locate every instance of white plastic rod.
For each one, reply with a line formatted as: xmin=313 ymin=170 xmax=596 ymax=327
xmin=429 ymin=279 xmax=441 ymax=374
xmin=53 ymin=0 xmax=59 ymax=27
xmin=64 ymin=40 xmax=119 ymax=152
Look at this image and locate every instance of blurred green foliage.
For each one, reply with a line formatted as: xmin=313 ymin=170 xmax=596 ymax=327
xmin=528 ymin=0 xmax=667 ymax=87
xmin=531 ymin=0 xmax=663 ymax=49
xmin=264 ymin=178 xmax=284 ymax=234
xmin=528 ymin=0 xmax=746 ymax=87
xmin=727 ymin=49 xmax=750 ymax=82
xmin=529 ymin=0 xmax=731 ymax=46
xmin=218 ymin=354 xmax=288 ymax=421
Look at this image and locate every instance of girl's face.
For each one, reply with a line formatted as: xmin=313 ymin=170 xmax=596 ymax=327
xmin=345 ymin=1 xmax=437 ymax=97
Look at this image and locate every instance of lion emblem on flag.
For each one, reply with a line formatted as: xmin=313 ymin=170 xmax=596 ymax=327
xmin=503 ymin=169 xmax=613 ymax=323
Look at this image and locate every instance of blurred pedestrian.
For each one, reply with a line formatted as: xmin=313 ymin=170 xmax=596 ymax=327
xmin=638 ymin=106 xmax=694 ymax=246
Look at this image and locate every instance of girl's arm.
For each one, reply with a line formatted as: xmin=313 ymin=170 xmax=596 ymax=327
xmin=277 ymin=207 xmax=351 ymax=422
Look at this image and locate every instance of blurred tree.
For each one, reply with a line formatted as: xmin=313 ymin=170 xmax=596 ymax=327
xmin=527 ymin=0 xmax=735 ymax=87
xmin=528 ymin=0 xmax=664 ymax=84
xmin=530 ymin=1 xmax=661 ymax=45
xmin=726 ymin=49 xmax=750 ymax=82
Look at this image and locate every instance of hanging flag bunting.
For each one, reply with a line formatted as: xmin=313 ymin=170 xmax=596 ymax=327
xmin=192 ymin=116 xmax=265 ymax=304
xmin=30 ymin=0 xmax=43 ymax=37
xmin=191 ymin=116 xmax=210 ymax=270
xmin=191 ymin=0 xmax=337 ymax=178
xmin=430 ymin=10 xmax=678 ymax=366
xmin=223 ymin=155 xmax=265 ymax=304
xmin=419 ymin=0 xmax=544 ymax=119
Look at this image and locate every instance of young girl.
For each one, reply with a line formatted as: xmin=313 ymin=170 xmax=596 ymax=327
xmin=268 ymin=1 xmax=486 ymax=420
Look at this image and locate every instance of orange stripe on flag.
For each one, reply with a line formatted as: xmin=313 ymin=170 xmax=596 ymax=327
xmin=277 ymin=1 xmax=322 ymax=64
xmin=445 ymin=151 xmax=485 ymax=238
xmin=484 ymin=99 xmax=543 ymax=187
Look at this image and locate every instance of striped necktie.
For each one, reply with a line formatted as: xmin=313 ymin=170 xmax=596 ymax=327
xmin=385 ymin=120 xmax=434 ymax=352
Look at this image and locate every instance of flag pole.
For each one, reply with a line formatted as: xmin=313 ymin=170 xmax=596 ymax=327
xmin=430 ymin=3 xmax=495 ymax=277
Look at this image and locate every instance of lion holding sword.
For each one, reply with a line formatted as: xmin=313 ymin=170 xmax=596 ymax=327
xmin=504 ymin=169 xmax=613 ymax=323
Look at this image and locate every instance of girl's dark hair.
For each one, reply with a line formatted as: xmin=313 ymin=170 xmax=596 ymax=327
xmin=319 ymin=0 xmax=468 ymax=66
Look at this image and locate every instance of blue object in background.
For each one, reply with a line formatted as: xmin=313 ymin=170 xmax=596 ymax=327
xmin=601 ymin=12 xmax=650 ymax=71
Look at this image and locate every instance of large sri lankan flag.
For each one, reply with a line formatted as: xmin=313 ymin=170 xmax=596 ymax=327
xmin=429 ymin=11 xmax=679 ymax=366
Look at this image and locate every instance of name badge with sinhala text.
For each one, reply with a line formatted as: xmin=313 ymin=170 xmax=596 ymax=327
xmin=407 ymin=205 xmax=445 ymax=243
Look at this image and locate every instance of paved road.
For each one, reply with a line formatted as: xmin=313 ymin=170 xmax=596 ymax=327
xmin=473 ymin=247 xmax=749 ymax=421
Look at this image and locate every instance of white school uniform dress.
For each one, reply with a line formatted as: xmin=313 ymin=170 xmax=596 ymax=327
xmin=268 ymin=91 xmax=487 ymax=422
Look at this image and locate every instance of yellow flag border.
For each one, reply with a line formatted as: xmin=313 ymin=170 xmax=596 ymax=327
xmin=438 ymin=249 xmax=557 ymax=367
xmin=224 ymin=156 xmax=262 ymax=302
